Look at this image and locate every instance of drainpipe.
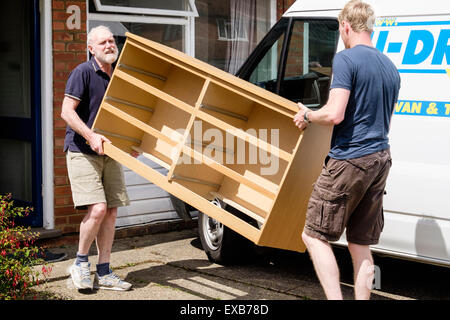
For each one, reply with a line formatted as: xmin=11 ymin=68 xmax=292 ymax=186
xmin=40 ymin=0 xmax=54 ymax=229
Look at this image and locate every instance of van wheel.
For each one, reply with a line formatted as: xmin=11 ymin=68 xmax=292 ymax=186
xmin=198 ymin=199 xmax=254 ymax=265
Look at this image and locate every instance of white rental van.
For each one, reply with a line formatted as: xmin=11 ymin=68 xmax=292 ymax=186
xmin=197 ymin=0 xmax=450 ymax=267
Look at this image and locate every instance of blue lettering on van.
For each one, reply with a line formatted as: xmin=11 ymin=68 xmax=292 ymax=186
xmin=402 ymin=30 xmax=434 ymax=64
xmin=432 ymin=29 xmax=450 ymax=65
xmin=387 ymin=42 xmax=402 ymax=53
xmin=373 ymin=19 xmax=450 ymax=75
xmin=376 ymin=30 xmax=389 ymax=52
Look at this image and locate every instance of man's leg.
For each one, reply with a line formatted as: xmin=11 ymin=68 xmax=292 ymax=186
xmin=70 ymin=202 xmax=107 ymax=290
xmin=78 ymin=202 xmax=108 ymax=255
xmin=93 ymin=207 xmax=132 ymax=291
xmin=302 ymin=231 xmax=343 ymax=300
xmin=95 ymin=207 xmax=117 ymax=264
xmin=348 ymin=242 xmax=374 ymax=300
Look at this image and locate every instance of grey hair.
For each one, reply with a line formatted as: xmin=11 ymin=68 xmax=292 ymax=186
xmin=87 ymin=25 xmax=113 ymax=46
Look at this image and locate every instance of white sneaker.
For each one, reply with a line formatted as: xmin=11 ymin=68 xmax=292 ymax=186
xmin=94 ymin=271 xmax=132 ymax=291
xmin=69 ymin=262 xmax=93 ymax=290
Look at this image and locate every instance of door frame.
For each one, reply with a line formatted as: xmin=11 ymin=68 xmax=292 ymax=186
xmin=31 ymin=0 xmax=43 ymax=227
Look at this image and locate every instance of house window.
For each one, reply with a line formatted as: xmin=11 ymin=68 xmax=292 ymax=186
xmin=88 ymin=0 xmax=198 ymax=56
xmin=217 ymin=18 xmax=248 ymax=41
xmin=195 ymin=0 xmax=276 ymax=74
xmin=92 ymin=0 xmax=198 ymax=17
xmin=88 ymin=0 xmax=276 ymax=74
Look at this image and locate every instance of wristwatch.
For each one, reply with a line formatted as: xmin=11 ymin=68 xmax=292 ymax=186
xmin=303 ymin=111 xmax=311 ymax=123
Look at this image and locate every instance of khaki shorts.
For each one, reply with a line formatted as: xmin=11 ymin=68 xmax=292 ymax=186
xmin=303 ymin=149 xmax=392 ymax=245
xmin=66 ymin=151 xmax=130 ymax=209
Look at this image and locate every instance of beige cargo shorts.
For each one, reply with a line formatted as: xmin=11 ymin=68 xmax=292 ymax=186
xmin=66 ymin=151 xmax=130 ymax=210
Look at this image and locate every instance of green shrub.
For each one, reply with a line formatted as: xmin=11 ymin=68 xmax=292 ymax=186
xmin=0 ymin=193 xmax=50 ymax=300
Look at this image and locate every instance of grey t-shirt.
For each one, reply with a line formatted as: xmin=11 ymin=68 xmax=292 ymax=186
xmin=329 ymin=45 xmax=400 ymax=160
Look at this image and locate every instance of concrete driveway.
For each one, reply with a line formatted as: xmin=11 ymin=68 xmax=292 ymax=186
xmin=32 ymin=227 xmax=449 ymax=301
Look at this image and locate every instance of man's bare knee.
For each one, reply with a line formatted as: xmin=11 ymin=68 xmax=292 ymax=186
xmin=348 ymin=242 xmax=372 ymax=257
xmin=86 ymin=203 xmax=107 ymax=222
xmin=302 ymin=230 xmax=313 ymax=247
xmin=302 ymin=230 xmax=329 ymax=250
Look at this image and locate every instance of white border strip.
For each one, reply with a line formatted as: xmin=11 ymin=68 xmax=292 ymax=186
xmin=88 ymin=12 xmax=189 ymax=25
xmin=40 ymin=0 xmax=54 ymax=229
xmin=93 ymin=0 xmax=199 ymax=17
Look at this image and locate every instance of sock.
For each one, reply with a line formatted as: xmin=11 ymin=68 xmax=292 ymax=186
xmin=96 ymin=262 xmax=111 ymax=277
xmin=76 ymin=253 xmax=89 ymax=265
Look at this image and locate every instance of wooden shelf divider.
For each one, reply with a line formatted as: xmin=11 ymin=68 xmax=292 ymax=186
xmin=131 ymin=146 xmax=171 ymax=170
xmin=196 ymin=110 xmax=293 ymax=162
xmin=182 ymin=145 xmax=278 ymax=200
xmin=210 ymin=191 xmax=266 ymax=225
xmin=114 ymin=69 xmax=194 ymax=114
xmin=102 ymin=102 xmax=178 ymax=147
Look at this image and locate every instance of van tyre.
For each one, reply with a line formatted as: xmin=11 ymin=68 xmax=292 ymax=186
xmin=198 ymin=199 xmax=254 ymax=265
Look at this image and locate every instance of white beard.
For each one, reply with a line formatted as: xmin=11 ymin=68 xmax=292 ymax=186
xmin=96 ymin=49 xmax=118 ymax=65
xmin=104 ymin=52 xmax=118 ymax=64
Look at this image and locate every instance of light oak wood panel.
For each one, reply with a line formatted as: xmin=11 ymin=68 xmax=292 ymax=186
xmin=93 ymin=32 xmax=334 ymax=253
xmin=126 ymin=33 xmax=299 ymax=117
xmin=195 ymin=110 xmax=292 ymax=163
xmin=104 ymin=143 xmax=260 ymax=242
xmin=257 ymin=123 xmax=332 ymax=252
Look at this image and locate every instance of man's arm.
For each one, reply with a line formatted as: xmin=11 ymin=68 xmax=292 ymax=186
xmin=293 ymin=88 xmax=350 ymax=131
xmin=60 ymin=95 xmax=110 ymax=155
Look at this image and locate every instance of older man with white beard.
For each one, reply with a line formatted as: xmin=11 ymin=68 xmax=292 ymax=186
xmin=61 ymin=26 xmax=132 ymax=291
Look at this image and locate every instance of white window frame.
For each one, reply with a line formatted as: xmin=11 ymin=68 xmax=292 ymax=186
xmin=88 ymin=0 xmax=197 ymax=56
xmin=93 ymin=0 xmax=199 ymax=17
xmin=216 ymin=18 xmax=249 ymax=42
xmin=303 ymin=22 xmax=309 ymax=75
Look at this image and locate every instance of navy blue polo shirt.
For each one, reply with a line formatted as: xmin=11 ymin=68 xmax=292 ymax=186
xmin=63 ymin=57 xmax=112 ymax=154
xmin=329 ymin=45 xmax=400 ymax=159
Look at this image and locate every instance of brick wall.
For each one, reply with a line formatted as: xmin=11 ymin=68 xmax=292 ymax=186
xmin=277 ymin=0 xmax=296 ymax=20
xmin=285 ymin=22 xmax=304 ymax=78
xmin=52 ymin=0 xmax=88 ymax=234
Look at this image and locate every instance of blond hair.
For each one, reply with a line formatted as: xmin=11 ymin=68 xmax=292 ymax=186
xmin=338 ymin=0 xmax=375 ymax=33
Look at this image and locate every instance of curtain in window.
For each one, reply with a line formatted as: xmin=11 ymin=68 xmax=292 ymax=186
xmin=226 ymin=0 xmax=256 ymax=74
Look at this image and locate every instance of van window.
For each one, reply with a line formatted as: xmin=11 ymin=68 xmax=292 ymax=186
xmin=281 ymin=19 xmax=339 ymax=107
xmin=248 ymin=33 xmax=285 ymax=93
xmin=245 ymin=18 xmax=289 ymax=93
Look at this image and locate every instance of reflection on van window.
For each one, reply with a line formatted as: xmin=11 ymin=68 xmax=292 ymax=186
xmin=248 ymin=19 xmax=289 ymax=93
xmin=282 ymin=20 xmax=339 ymax=107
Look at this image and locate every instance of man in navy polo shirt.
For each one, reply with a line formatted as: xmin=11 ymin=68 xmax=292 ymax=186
xmin=61 ymin=25 xmax=132 ymax=291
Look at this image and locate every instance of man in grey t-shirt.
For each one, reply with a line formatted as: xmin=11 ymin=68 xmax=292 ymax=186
xmin=293 ymin=0 xmax=400 ymax=300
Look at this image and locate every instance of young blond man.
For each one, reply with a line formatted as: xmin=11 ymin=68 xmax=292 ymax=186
xmin=294 ymin=0 xmax=400 ymax=299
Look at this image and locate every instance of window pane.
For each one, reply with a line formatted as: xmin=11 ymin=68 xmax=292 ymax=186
xmin=0 ymin=139 xmax=32 ymax=202
xmin=94 ymin=0 xmax=188 ymax=11
xmin=89 ymin=21 xmax=183 ymax=53
xmin=248 ymin=32 xmax=285 ymax=94
xmin=281 ymin=20 xmax=339 ymax=106
xmin=0 ymin=1 xmax=31 ymax=118
xmin=195 ymin=0 xmax=273 ymax=73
